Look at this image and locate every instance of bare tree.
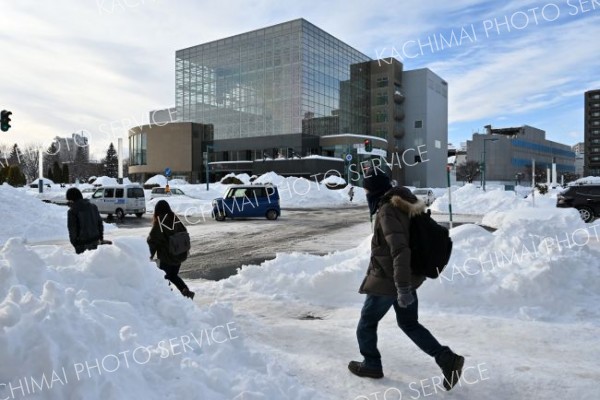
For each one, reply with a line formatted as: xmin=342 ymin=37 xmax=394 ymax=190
xmin=523 ymin=165 xmax=547 ymax=183
xmin=456 ymin=160 xmax=481 ymax=183
xmin=20 ymin=143 xmax=44 ymax=183
xmin=0 ymin=143 xmax=10 ymax=169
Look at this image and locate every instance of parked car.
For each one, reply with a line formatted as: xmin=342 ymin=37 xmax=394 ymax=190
xmin=89 ymin=184 xmax=146 ymax=219
xmin=556 ymin=184 xmax=600 ymax=223
xmin=150 ymin=187 xmax=186 ymax=200
xmin=412 ymin=188 xmax=436 ymax=206
xmin=212 ymin=185 xmax=280 ymax=221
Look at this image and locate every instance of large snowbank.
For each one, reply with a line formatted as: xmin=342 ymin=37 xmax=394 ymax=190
xmin=430 ymin=184 xmax=558 ymax=214
xmin=0 ymin=237 xmax=320 ymax=400
xmin=0 ymin=184 xmax=116 ymax=246
xmin=213 ymin=207 xmax=600 ymax=323
xmin=145 ymin=175 xmax=168 ymax=186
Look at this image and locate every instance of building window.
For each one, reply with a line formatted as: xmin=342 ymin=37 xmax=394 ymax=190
xmin=376 ymin=92 xmax=388 ymax=105
xmin=593 ymin=94 xmax=600 ymax=99
xmin=435 ymin=140 xmax=441 ymax=149
xmin=592 ymin=129 xmax=600 ymax=135
xmin=375 ymin=128 xmax=387 ymax=138
xmin=592 ymin=139 xmax=600 ymax=144
xmin=592 ymin=111 xmax=600 ymax=117
xmin=376 ymin=77 xmax=388 ymax=87
xmin=375 ymin=111 xmax=388 ymax=122
xmin=592 ymin=147 xmax=600 ymax=153
xmin=129 ymin=132 xmax=147 ymax=166
xmin=414 ymin=120 xmax=423 ymax=129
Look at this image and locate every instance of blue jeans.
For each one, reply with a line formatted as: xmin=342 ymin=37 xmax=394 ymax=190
xmin=356 ymin=293 xmax=449 ymax=370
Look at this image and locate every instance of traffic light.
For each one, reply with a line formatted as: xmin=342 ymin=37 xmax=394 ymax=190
xmin=1 ymin=110 xmax=12 ymax=132
xmin=364 ymin=139 xmax=372 ymax=152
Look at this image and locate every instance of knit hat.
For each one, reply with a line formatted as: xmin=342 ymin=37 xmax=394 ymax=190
xmin=65 ymin=188 xmax=83 ymax=201
xmin=362 ymin=168 xmax=392 ymax=195
xmin=154 ymin=199 xmax=173 ymax=216
xmin=362 ymin=167 xmax=392 ymax=216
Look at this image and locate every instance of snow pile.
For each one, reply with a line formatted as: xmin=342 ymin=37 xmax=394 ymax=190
xmin=218 ymin=240 xmax=371 ymax=308
xmin=0 ymin=184 xmax=116 ymax=246
xmin=321 ymin=175 xmax=346 ymax=186
xmin=213 ymin=208 xmax=600 ymax=323
xmin=145 ymin=175 xmax=168 ymax=186
xmin=167 ymin=178 xmax=188 ymax=185
xmin=254 ymin=172 xmax=366 ymax=207
xmin=0 ymin=184 xmax=69 ymax=245
xmin=0 ymin=237 xmax=320 ymax=400
xmin=90 ymin=176 xmax=133 ymax=186
xmin=421 ymin=207 xmax=600 ymax=321
xmin=430 ymin=184 xmax=559 ymax=214
xmin=30 ymin=177 xmax=55 ymax=186
xmin=219 ymin=173 xmax=252 ymax=184
xmin=92 ymin=176 xmax=119 ymax=186
xmin=571 ymin=176 xmax=600 ymax=185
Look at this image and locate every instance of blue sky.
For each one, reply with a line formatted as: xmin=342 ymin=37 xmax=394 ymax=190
xmin=1 ymin=0 xmax=599 ymax=158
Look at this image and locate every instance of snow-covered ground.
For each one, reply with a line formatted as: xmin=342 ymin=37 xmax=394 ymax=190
xmin=1 ymin=177 xmax=599 ymax=399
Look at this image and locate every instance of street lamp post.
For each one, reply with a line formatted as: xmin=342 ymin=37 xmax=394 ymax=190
xmin=482 ymin=138 xmax=498 ymax=191
xmin=205 ymin=144 xmax=213 ymax=191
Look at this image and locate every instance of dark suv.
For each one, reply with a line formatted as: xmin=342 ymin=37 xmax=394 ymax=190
xmin=556 ymin=184 xmax=600 ymax=223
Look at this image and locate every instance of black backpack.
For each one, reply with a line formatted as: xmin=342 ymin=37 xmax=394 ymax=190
xmin=409 ymin=210 xmax=453 ymax=278
xmin=168 ymin=231 xmax=191 ymax=262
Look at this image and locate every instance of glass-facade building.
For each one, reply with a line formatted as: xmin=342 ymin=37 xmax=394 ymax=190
xmin=175 ymin=19 xmax=372 ymax=160
xmin=585 ymin=89 xmax=600 ymax=176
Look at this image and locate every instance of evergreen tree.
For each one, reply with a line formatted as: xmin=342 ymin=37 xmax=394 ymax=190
xmin=7 ymin=165 xmax=26 ymax=186
xmin=0 ymin=166 xmax=8 ymax=184
xmin=103 ymin=142 xmax=119 ymax=178
xmin=44 ymin=141 xmax=60 ymax=171
xmin=47 ymin=167 xmax=54 ymax=182
xmin=8 ymin=144 xmax=22 ymax=166
xmin=62 ymin=164 xmax=70 ymax=184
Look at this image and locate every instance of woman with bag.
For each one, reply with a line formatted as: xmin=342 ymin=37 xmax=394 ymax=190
xmin=147 ymin=200 xmax=195 ymax=299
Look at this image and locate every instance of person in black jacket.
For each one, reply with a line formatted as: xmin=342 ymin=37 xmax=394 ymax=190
xmin=348 ymin=169 xmax=464 ymax=391
xmin=147 ymin=200 xmax=194 ymax=299
xmin=66 ymin=188 xmax=104 ymax=254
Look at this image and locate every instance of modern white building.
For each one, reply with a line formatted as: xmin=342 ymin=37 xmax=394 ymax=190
xmin=401 ymin=69 xmax=448 ymax=188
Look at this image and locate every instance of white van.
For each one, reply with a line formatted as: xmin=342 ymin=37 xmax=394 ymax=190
xmin=90 ymin=184 xmax=146 ymax=219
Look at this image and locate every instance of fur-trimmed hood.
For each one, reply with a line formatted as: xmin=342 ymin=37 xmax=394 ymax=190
xmin=380 ymin=187 xmax=427 ymax=217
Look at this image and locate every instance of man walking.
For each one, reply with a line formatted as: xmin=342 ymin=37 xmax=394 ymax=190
xmin=66 ymin=188 xmax=104 ymax=254
xmin=348 ymin=169 xmax=464 ymax=391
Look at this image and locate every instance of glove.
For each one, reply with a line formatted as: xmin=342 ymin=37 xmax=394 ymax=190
xmin=397 ymin=286 xmax=415 ymax=308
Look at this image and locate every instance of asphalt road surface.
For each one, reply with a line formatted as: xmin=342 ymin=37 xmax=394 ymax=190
xmin=180 ymin=206 xmax=372 ymax=281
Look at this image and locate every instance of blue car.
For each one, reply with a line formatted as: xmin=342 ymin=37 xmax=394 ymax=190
xmin=212 ymin=185 xmax=280 ymax=221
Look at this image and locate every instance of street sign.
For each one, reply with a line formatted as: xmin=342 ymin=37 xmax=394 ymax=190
xmin=345 ymin=154 xmax=353 ymax=162
xmin=164 ymin=167 xmax=171 ymax=177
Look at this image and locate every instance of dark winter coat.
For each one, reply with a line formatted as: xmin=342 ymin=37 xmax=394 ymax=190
xmin=147 ymin=213 xmax=187 ymax=266
xmin=67 ymin=199 xmax=103 ymax=254
xmin=359 ymin=187 xmax=427 ymax=297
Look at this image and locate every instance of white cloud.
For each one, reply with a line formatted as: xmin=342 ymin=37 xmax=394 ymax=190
xmin=0 ymin=0 xmax=598 ymax=159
